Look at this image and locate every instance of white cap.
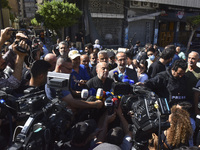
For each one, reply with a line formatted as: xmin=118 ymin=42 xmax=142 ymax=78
xmin=68 ymin=50 xmax=81 ymax=60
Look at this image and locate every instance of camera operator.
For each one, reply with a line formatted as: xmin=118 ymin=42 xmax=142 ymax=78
xmin=0 ymin=28 xmax=30 ymax=89
xmin=137 ymin=59 xmax=188 ymax=108
xmin=15 ymin=60 xmax=51 ymax=95
xmin=45 ymin=57 xmax=103 ymax=110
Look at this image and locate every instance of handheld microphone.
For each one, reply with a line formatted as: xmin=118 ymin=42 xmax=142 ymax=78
xmin=106 ymin=91 xmax=113 ymax=98
xmin=96 ymin=88 xmax=104 ymax=100
xmin=81 ymin=89 xmax=89 ymax=100
xmin=113 ymin=71 xmax=120 ymax=82
xmin=112 ymin=97 xmax=119 ymax=108
xmin=124 ymin=75 xmax=128 ymax=79
xmin=122 ymin=78 xmax=129 ymax=83
xmin=129 ymin=80 xmax=135 ymax=85
xmin=118 ymin=73 xmax=123 ymax=81
xmin=104 ymin=96 xmax=114 ymax=115
xmin=89 ymin=88 xmax=96 ymax=96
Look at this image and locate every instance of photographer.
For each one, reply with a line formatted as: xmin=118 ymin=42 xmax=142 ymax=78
xmin=0 ymin=28 xmax=30 ymax=89
xmin=45 ymin=57 xmax=103 ymax=110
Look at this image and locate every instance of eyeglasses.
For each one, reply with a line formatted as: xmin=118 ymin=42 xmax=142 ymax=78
xmin=147 ymin=53 xmax=153 ymax=57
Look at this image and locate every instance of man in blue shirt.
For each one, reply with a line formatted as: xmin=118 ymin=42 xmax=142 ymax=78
xmin=68 ymin=50 xmax=90 ymax=98
xmin=45 ymin=57 xmax=102 ymax=110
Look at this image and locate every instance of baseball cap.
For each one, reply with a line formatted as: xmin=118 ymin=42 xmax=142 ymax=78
xmin=68 ymin=50 xmax=81 ymax=60
xmin=71 ymin=119 xmax=97 ymax=144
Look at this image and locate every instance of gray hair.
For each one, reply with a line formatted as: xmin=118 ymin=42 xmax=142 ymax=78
xmin=58 ymin=41 xmax=67 ymax=48
xmin=97 ymin=50 xmax=108 ymax=58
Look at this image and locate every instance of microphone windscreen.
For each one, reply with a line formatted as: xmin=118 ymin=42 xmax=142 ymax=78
xmin=81 ymin=89 xmax=89 ymax=99
xmin=96 ymin=88 xmax=103 ymax=100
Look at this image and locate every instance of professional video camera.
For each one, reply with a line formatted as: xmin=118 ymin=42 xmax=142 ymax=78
xmin=16 ymin=88 xmax=49 ymax=118
xmin=47 ymin=71 xmax=70 ymax=91
xmin=8 ymin=72 xmax=73 ymax=150
xmin=0 ymin=90 xmax=17 ymax=119
xmin=8 ymin=98 xmax=73 ymax=150
xmin=120 ymin=85 xmax=170 ymax=149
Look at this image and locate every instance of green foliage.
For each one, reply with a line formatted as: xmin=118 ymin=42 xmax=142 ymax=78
xmin=186 ymin=15 xmax=200 ymax=28
xmin=31 ymin=18 xmax=40 ymax=26
xmin=34 ymin=0 xmax=82 ymax=31
xmin=9 ymin=12 xmax=15 ymax=23
xmin=0 ymin=0 xmax=10 ymax=9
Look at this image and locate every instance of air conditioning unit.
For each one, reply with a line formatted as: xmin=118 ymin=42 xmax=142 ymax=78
xmin=151 ymin=3 xmax=159 ymax=8
xmin=130 ymin=1 xmax=141 ymax=8
xmin=141 ymin=2 xmax=150 ymax=7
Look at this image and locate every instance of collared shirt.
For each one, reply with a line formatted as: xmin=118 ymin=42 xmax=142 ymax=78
xmin=70 ymin=64 xmax=90 ymax=91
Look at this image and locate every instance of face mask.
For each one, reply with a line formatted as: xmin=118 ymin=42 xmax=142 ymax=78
xmin=149 ymin=55 xmax=155 ymax=61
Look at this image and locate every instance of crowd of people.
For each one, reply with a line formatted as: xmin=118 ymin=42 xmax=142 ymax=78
xmin=0 ymin=27 xmax=200 ymax=150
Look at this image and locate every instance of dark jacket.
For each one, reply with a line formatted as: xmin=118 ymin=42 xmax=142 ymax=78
xmin=145 ymin=68 xmax=188 ymax=107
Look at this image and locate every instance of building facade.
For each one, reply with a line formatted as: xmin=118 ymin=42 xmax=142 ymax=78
xmin=87 ymin=0 xmax=200 ymax=48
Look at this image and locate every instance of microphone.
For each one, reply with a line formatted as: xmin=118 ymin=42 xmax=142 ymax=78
xmin=104 ymin=96 xmax=114 ymax=115
xmin=81 ymin=89 xmax=89 ymax=100
xmin=118 ymin=73 xmax=123 ymax=81
xmin=122 ymin=78 xmax=129 ymax=83
xmin=113 ymin=71 xmax=120 ymax=82
xmin=88 ymin=88 xmax=96 ymax=96
xmin=129 ymin=79 xmax=135 ymax=85
xmin=112 ymin=97 xmax=119 ymax=108
xmin=106 ymin=91 xmax=113 ymax=98
xmin=96 ymin=88 xmax=104 ymax=100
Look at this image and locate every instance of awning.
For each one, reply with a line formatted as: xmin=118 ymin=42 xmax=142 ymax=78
xmin=127 ymin=10 xmax=166 ymax=22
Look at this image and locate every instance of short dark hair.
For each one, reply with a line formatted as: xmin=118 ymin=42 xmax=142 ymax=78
xmin=86 ymin=43 xmax=94 ymax=50
xmin=136 ymin=41 xmax=140 ymax=44
xmin=160 ymin=45 xmax=176 ymax=60
xmin=139 ymin=59 xmax=148 ymax=73
xmin=106 ymin=127 xmax=124 ymax=146
xmin=147 ymin=47 xmax=155 ymax=53
xmin=171 ymin=59 xmax=187 ymax=72
xmin=125 ymin=51 xmax=132 ymax=59
xmin=31 ymin=60 xmax=51 ymax=78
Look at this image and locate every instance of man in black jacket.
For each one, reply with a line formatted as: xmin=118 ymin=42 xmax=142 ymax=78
xmin=142 ymin=59 xmax=187 ymax=107
xmin=148 ymin=45 xmax=175 ymax=78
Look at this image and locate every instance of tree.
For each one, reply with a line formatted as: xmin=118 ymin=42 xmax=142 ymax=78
xmin=0 ymin=0 xmax=10 ymax=9
xmin=32 ymin=0 xmax=82 ymax=37
xmin=186 ymin=15 xmax=200 ymax=54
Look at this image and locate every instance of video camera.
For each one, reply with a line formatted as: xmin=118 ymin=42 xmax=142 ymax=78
xmin=8 ymin=72 xmax=72 ymax=150
xmin=16 ymin=89 xmax=48 ymax=117
xmin=47 ymin=72 xmax=70 ymax=91
xmin=0 ymin=90 xmax=17 ymax=119
xmin=8 ymin=98 xmax=73 ymax=150
xmin=120 ymin=85 xmax=170 ymax=145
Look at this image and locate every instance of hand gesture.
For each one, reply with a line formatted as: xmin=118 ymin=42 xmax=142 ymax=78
xmin=13 ymin=40 xmax=30 ymax=58
xmin=0 ymin=27 xmax=13 ymax=43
